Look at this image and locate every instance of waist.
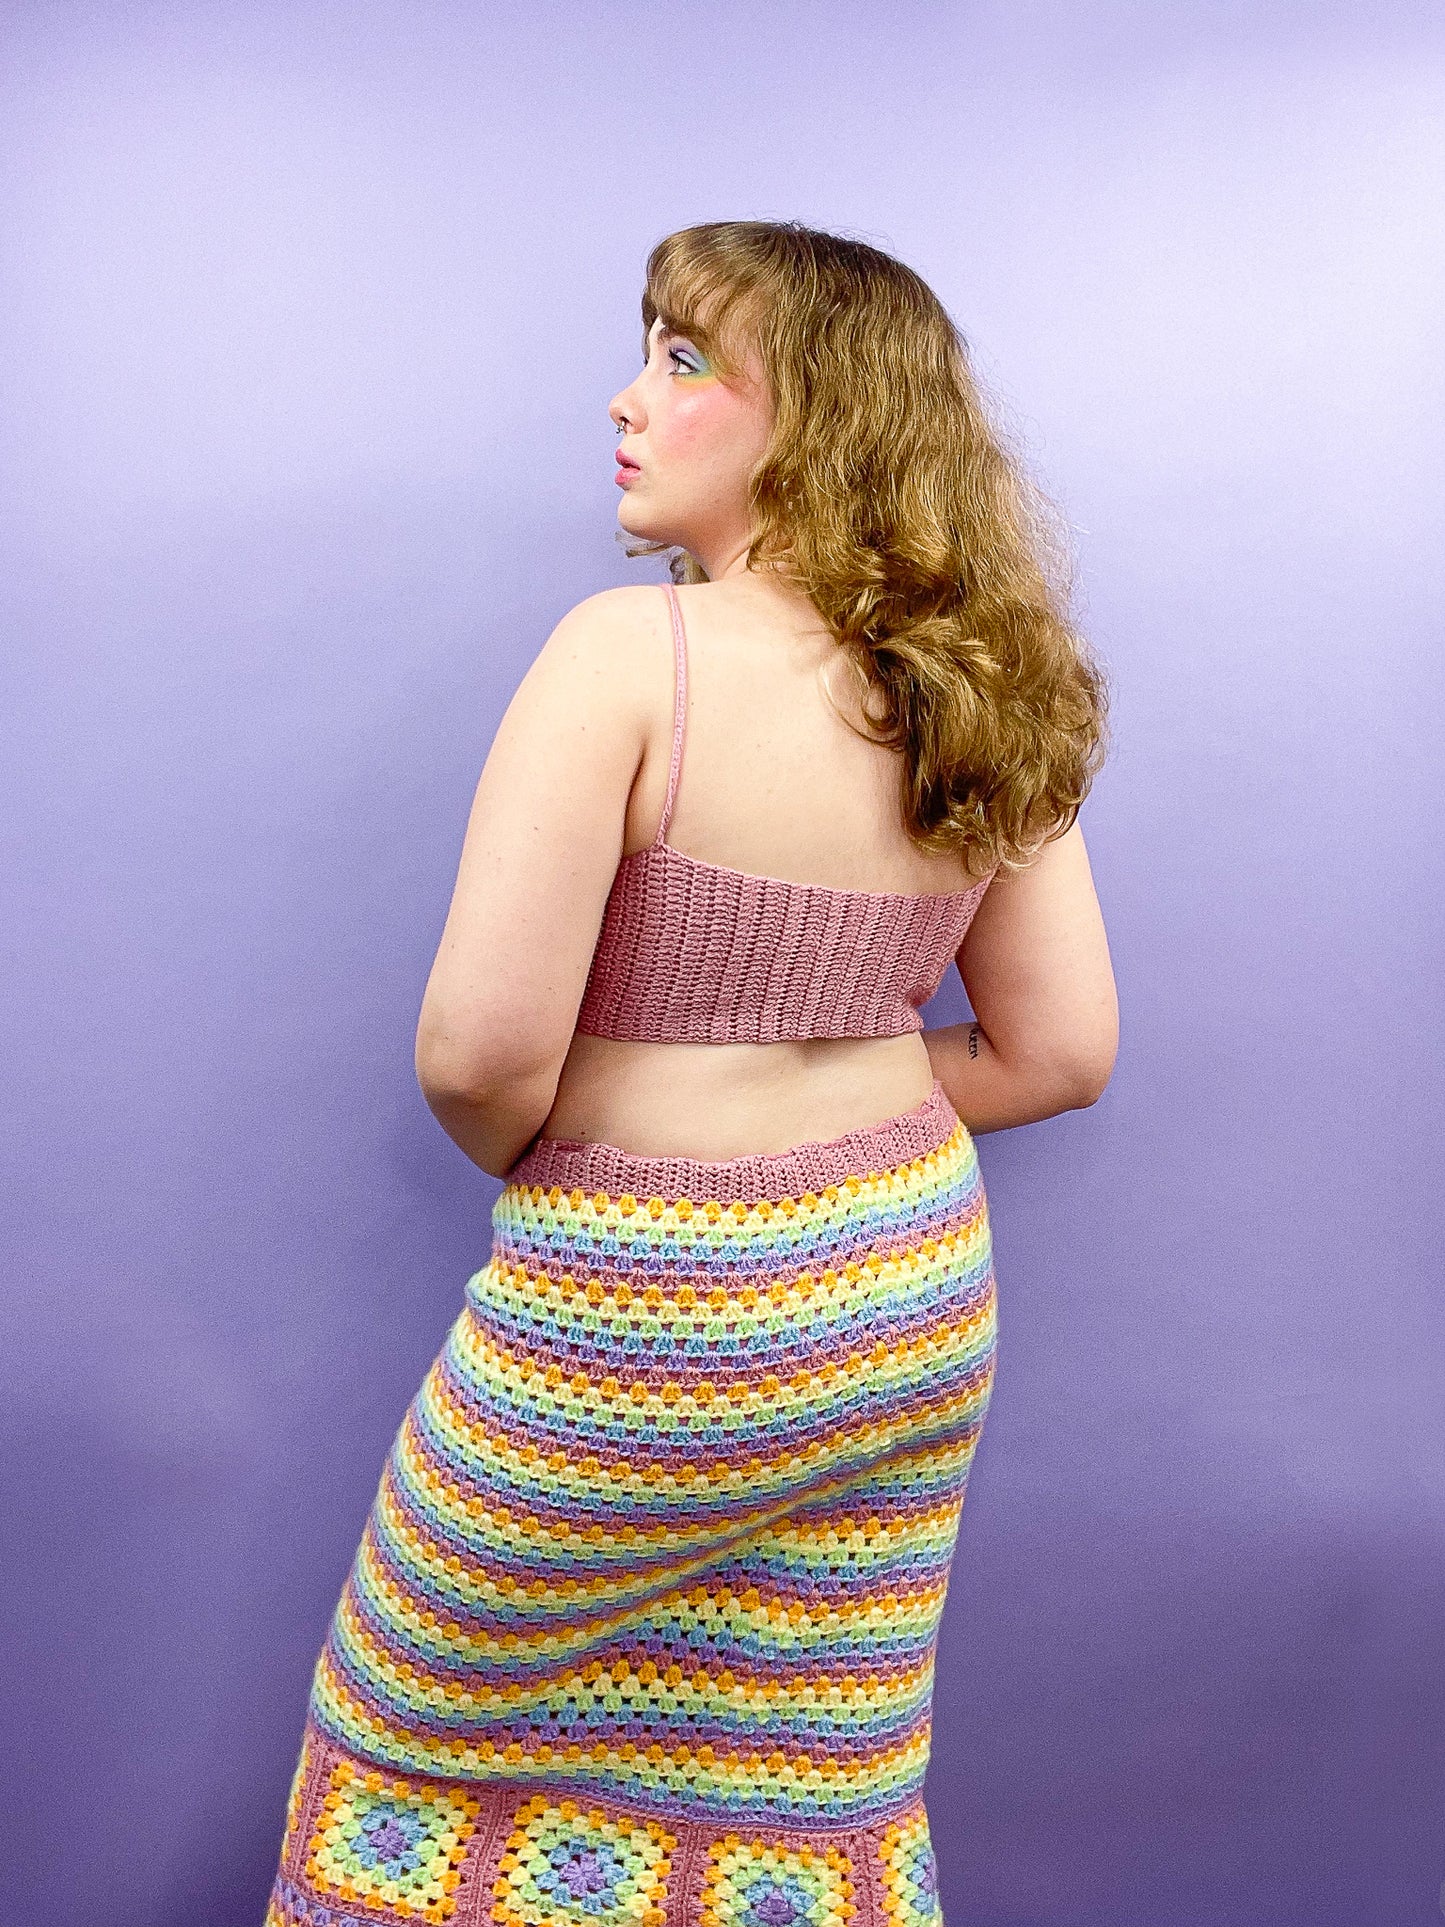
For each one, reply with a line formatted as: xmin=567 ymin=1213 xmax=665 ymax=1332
xmin=518 ymin=1032 xmax=944 ymax=1177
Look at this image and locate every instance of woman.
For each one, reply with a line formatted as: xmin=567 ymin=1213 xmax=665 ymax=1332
xmin=264 ymin=220 xmax=1117 ymax=1927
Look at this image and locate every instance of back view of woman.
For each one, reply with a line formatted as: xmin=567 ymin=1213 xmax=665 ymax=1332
xmin=264 ymin=221 xmax=1117 ymax=1927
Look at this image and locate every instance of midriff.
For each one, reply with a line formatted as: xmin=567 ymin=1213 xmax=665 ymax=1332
xmin=534 ymin=1029 xmax=940 ymax=1162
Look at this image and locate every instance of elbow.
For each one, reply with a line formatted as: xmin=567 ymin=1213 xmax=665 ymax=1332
xmin=1058 ymin=999 xmax=1120 ymax=1112
xmin=413 ymin=994 xmax=508 ymax=1106
xmin=416 ymin=1058 xmax=485 ymax=1112
xmin=415 ymin=1052 xmax=517 ymax=1116
xmin=1060 ymin=1047 xmax=1117 ymax=1111
xmin=414 ymin=1026 xmax=557 ymax=1115
xmin=414 ymin=1027 xmax=497 ymax=1111
xmin=1065 ymin=1071 xmax=1110 ymax=1111
xmin=415 ymin=1000 xmax=459 ymax=1102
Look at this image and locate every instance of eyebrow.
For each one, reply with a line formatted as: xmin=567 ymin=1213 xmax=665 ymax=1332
xmin=642 ymin=322 xmax=700 ymax=367
xmin=642 ymin=314 xmax=715 ymax=365
xmin=654 ymin=314 xmax=705 ymax=343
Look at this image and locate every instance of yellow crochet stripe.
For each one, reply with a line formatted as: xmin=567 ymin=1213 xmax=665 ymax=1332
xmin=447 ymin=1296 xmax=989 ymax=1430
xmin=323 ymin=1591 xmax=941 ymax=1737
xmin=309 ymin=1651 xmax=936 ymax=1802
xmin=428 ymin=1298 xmax=994 ymax=1487
xmin=296 ymin=1106 xmax=996 ymax=1831
xmin=349 ymin=1488 xmax=969 ymax=1678
xmin=370 ymin=1387 xmax=990 ymax=1624
xmin=329 ymin=1549 xmax=950 ymax=1720
xmin=494 ymin=1154 xmax=982 ymax=1248
xmin=501 ymin=1121 xmax=975 ymax=1225
xmin=347 ymin=1496 xmax=976 ymax=1703
xmin=477 ymin=1196 xmax=989 ymax=1319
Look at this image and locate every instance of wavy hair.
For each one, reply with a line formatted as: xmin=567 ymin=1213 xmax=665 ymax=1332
xmin=624 ymin=219 xmax=1109 ymax=878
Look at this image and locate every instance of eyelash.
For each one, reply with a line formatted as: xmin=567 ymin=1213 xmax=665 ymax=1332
xmin=667 ymin=346 xmax=702 ymax=376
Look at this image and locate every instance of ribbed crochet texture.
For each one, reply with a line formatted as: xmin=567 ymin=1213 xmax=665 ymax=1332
xmin=266 ymin=1080 xmax=997 ymax=1926
xmin=574 ymin=585 xmax=994 ymax=1044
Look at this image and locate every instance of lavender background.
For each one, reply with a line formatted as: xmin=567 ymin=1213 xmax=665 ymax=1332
xmin=3 ymin=3 xmax=1442 ymax=1923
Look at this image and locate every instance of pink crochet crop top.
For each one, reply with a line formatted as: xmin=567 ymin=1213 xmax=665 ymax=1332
xmin=574 ymin=584 xmax=995 ymax=1044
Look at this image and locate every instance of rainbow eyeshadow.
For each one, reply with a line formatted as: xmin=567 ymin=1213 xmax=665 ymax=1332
xmin=669 ymin=342 xmax=713 ymax=380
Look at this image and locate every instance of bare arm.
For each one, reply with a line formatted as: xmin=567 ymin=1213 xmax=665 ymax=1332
xmin=413 ymin=588 xmax=659 ymax=1176
xmin=924 ymin=818 xmax=1119 ymax=1133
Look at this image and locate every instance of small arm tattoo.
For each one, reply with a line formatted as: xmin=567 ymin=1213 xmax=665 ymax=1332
xmin=967 ymin=1023 xmax=980 ymax=1060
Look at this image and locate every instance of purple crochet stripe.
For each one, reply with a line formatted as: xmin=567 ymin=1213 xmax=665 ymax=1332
xmin=506 ymin=1076 xmax=959 ymax=1203
xmin=284 ymin=1077 xmax=998 ymax=1850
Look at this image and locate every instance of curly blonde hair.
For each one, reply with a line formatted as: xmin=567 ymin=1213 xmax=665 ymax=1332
xmin=625 ymin=219 xmax=1109 ymax=878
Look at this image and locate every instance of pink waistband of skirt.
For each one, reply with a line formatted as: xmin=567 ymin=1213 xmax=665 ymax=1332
xmin=504 ymin=1076 xmax=962 ymax=1205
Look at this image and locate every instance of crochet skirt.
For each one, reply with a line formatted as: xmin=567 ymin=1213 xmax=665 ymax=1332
xmin=265 ymin=1077 xmax=996 ymax=1927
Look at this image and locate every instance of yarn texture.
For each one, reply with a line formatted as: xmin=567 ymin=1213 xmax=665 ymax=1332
xmin=574 ymin=584 xmax=994 ymax=1045
xmin=265 ymin=584 xmax=1000 ymax=1923
xmin=265 ymin=1081 xmax=997 ymax=1926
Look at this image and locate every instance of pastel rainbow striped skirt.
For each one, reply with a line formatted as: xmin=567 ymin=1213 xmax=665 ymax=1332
xmin=266 ymin=1078 xmax=996 ymax=1927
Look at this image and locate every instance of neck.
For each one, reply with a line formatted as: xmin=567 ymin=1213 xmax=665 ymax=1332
xmin=692 ymin=533 xmax=754 ymax=581
xmin=691 ymin=536 xmax=812 ymax=603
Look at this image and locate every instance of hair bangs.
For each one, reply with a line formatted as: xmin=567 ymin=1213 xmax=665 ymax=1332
xmin=642 ymin=230 xmax=773 ymax=380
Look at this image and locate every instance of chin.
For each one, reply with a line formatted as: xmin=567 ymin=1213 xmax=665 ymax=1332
xmin=616 ymin=497 xmax=677 ymax=546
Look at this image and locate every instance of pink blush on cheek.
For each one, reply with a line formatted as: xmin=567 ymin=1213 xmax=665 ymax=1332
xmin=660 ymin=382 xmax=763 ymax=460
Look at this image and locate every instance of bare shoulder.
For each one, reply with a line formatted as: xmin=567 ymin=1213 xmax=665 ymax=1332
xmin=531 ymin=584 xmax=672 ymax=723
xmin=543 ymin=584 xmax=670 ymax=659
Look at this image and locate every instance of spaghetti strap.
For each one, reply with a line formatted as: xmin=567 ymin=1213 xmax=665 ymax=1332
xmin=654 ymin=582 xmax=689 ymax=847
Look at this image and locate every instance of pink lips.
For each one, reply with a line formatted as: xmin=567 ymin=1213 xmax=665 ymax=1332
xmin=615 ymin=450 xmax=641 ymax=487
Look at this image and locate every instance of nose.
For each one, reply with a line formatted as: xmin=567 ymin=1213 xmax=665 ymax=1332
xmin=609 ymin=377 xmax=644 ymax=434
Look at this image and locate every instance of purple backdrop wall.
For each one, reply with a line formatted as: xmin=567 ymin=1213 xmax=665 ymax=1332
xmin=3 ymin=4 xmax=1442 ymax=1922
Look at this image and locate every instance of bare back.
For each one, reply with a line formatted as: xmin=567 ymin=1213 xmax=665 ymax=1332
xmin=539 ymin=574 xmax=980 ymax=1158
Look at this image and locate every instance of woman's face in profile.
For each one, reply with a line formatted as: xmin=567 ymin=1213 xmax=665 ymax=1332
xmin=608 ymin=314 xmax=774 ymax=565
